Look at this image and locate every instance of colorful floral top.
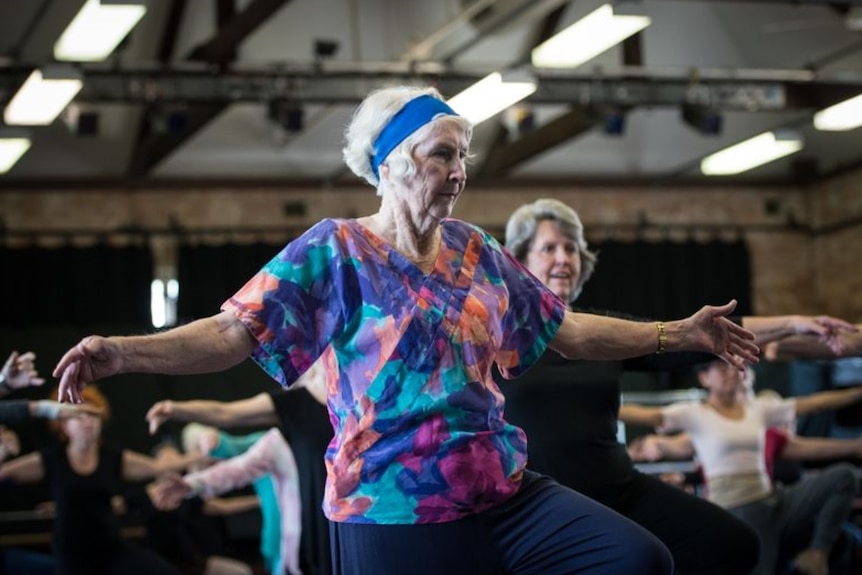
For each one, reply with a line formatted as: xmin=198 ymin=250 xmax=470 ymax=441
xmin=223 ymin=218 xmax=565 ymax=524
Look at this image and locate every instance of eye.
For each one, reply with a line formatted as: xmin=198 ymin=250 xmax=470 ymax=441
xmin=430 ymin=147 xmax=451 ymax=159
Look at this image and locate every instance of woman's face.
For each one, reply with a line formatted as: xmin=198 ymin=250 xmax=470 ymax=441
xmin=62 ymin=411 xmax=102 ymax=443
xmin=524 ymin=219 xmax=582 ymax=302
xmin=699 ymin=362 xmax=747 ymax=401
xmin=390 ymin=119 xmax=468 ymax=222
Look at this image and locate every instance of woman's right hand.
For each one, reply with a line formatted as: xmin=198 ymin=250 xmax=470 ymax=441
xmin=150 ymin=472 xmax=192 ymax=511
xmin=146 ymin=400 xmax=174 ymax=435
xmin=53 ymin=336 xmax=121 ymax=404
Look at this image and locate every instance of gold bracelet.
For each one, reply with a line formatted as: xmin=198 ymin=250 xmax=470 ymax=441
xmin=655 ymin=321 xmax=667 ymax=354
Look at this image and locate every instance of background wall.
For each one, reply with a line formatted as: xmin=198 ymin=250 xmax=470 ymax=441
xmin=3 ymin=176 xmax=858 ymax=318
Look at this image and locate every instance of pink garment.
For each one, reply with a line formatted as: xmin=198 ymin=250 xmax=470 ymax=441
xmin=186 ymin=427 xmax=302 ymax=575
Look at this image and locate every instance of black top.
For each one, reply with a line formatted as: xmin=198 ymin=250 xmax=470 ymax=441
xmin=124 ymin=488 xmax=225 ymax=575
xmin=494 ymin=308 xmax=716 ymax=509
xmin=0 ymin=400 xmax=30 ymax=426
xmin=269 ymin=386 xmax=333 ymax=575
xmin=40 ymin=443 xmax=123 ymax=556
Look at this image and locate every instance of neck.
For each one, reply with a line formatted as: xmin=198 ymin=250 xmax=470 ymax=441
xmin=374 ymin=200 xmax=441 ymax=252
xmin=67 ymin=439 xmax=96 ymax=455
xmin=708 ymin=393 xmax=738 ymax=410
xmin=367 ymin=203 xmax=442 ymax=274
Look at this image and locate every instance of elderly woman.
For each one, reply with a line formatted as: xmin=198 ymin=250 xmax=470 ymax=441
xmin=497 ymin=198 xmax=859 ymax=575
xmin=53 ymin=86 xmax=761 ymax=575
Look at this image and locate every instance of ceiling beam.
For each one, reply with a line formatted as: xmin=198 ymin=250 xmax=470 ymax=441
xmin=156 ymin=0 xmax=189 ymax=63
xmin=0 ymin=64 xmax=853 ymax=109
xmin=476 ymin=107 xmax=594 ymax=177
xmin=126 ymin=0 xmax=291 ymax=178
xmin=473 ymin=4 xmax=568 ymax=180
xmin=187 ymin=0 xmax=287 ymax=65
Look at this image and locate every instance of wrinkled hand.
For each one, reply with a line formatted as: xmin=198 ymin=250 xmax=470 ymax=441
xmin=2 ymin=351 xmax=45 ymax=391
xmin=52 ymin=336 xmax=120 ymax=404
xmin=146 ymin=400 xmax=174 ymax=435
xmin=686 ymin=300 xmax=760 ymax=370
xmin=793 ymin=315 xmax=858 ymax=355
xmin=151 ymin=472 xmax=191 ymax=511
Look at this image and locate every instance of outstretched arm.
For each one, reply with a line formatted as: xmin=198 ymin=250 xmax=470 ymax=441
xmin=619 ymin=404 xmax=667 ymax=428
xmin=780 ymin=435 xmax=862 ymax=461
xmin=550 ymin=301 xmax=759 ymax=370
xmin=741 ymin=316 xmax=857 ymax=354
xmin=153 ymin=428 xmax=294 ymax=508
xmin=628 ymin=433 xmax=695 ymax=461
xmin=765 ymin=323 xmax=862 ymax=361
xmin=54 ymin=310 xmax=257 ymax=404
xmin=0 ymin=452 xmax=45 ymax=484
xmin=147 ymin=393 xmax=277 ymax=435
xmin=794 ymin=386 xmax=862 ymax=416
xmin=122 ymin=449 xmax=208 ymax=483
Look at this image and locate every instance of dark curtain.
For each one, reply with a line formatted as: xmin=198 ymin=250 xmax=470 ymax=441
xmin=177 ymin=241 xmax=288 ymax=322
xmin=577 ymin=238 xmax=753 ymax=319
xmin=0 ymin=243 xmax=153 ymax=327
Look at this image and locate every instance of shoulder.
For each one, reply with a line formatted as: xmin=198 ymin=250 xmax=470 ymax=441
xmin=443 ymin=218 xmax=500 ymax=246
xmin=664 ymin=400 xmax=703 ymax=414
xmin=289 ymin=218 xmax=349 ymax=248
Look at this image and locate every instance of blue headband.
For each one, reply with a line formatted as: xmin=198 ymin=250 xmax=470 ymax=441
xmin=370 ymin=94 xmax=459 ymax=178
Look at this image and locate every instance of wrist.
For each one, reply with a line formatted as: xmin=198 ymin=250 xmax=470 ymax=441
xmin=654 ymin=321 xmax=667 ymax=354
xmin=34 ymin=401 xmax=62 ymax=420
xmin=0 ymin=374 xmax=10 ymax=395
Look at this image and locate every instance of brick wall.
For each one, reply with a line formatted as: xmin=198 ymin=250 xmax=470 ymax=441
xmin=1 ymin=177 xmax=859 ymax=320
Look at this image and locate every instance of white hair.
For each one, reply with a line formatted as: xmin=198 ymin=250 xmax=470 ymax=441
xmin=342 ymin=85 xmax=472 ymax=192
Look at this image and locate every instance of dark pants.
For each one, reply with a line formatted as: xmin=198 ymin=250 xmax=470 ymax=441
xmin=330 ymin=471 xmax=673 ymax=575
xmin=729 ymin=463 xmax=858 ymax=575
xmin=618 ymin=472 xmax=761 ymax=575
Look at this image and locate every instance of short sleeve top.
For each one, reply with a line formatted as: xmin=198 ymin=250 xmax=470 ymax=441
xmin=222 ymin=218 xmax=565 ymax=524
xmin=662 ymin=398 xmax=796 ymax=479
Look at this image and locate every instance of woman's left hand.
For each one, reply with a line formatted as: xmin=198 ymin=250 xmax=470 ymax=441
xmin=684 ymin=300 xmax=760 ymax=369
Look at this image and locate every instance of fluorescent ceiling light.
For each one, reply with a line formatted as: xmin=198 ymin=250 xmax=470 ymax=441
xmin=531 ymin=4 xmax=651 ymax=69
xmin=813 ymin=93 xmax=862 ymax=131
xmin=0 ymin=131 xmax=32 ymax=174
xmin=54 ymin=0 xmax=147 ymax=62
xmin=448 ymin=72 xmax=537 ymax=125
xmin=3 ymin=68 xmax=84 ymax=126
xmin=701 ymin=131 xmax=803 ymax=176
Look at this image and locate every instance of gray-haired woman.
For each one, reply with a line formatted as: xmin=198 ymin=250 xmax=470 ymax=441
xmin=54 ymin=87 xmax=761 ymax=575
xmin=497 ymin=197 xmax=857 ymax=575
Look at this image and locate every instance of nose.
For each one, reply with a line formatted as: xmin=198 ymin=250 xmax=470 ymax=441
xmin=553 ymin=246 xmax=570 ymax=263
xmin=450 ymin=157 xmax=467 ymax=185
